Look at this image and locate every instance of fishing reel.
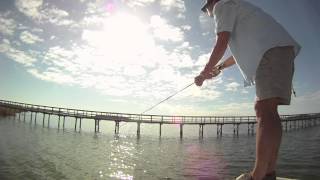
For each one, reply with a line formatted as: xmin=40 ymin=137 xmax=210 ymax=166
xmin=195 ymin=63 xmax=223 ymax=86
xmin=202 ymin=63 xmax=223 ymax=79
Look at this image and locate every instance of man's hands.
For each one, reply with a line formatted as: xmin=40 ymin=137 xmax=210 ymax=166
xmin=194 ymin=65 xmax=222 ymax=86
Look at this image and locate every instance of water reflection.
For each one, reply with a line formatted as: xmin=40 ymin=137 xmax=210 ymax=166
xmin=183 ymin=144 xmax=227 ymax=180
xmin=106 ymin=135 xmax=136 ymax=179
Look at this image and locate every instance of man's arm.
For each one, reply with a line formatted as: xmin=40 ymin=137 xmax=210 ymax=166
xmin=203 ymin=31 xmax=230 ymax=74
xmin=218 ymin=55 xmax=236 ymax=70
xmin=195 ymin=31 xmax=231 ymax=86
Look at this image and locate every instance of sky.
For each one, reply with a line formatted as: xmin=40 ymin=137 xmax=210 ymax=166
xmin=0 ymin=0 xmax=320 ymax=116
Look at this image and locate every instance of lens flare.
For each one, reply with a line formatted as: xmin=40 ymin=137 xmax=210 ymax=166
xmin=105 ymin=0 xmax=116 ymax=13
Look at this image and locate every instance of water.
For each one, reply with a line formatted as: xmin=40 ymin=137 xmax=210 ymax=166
xmin=0 ymin=115 xmax=320 ymax=180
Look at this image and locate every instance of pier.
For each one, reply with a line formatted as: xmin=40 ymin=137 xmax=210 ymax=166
xmin=1 ymin=99 xmax=320 ymax=138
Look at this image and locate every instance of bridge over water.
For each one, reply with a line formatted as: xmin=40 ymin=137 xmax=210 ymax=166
xmin=1 ymin=99 xmax=319 ymax=138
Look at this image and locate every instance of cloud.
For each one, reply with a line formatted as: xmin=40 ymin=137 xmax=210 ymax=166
xmin=214 ymin=102 xmax=255 ymax=115
xmin=150 ymin=15 xmax=184 ymax=42
xmin=160 ymin=0 xmax=186 ymax=18
xmin=150 ymin=103 xmax=215 ymax=116
xmin=0 ymin=39 xmax=37 ymax=67
xmin=125 ymin=0 xmax=156 ymax=8
xmin=225 ymin=82 xmax=240 ymax=92
xmin=187 ymin=85 xmax=222 ymax=101
xmin=182 ymin=25 xmax=192 ymax=31
xmin=15 ymin=0 xmax=43 ymax=19
xmin=15 ymin=0 xmax=75 ymax=26
xmin=28 ymin=68 xmax=75 ymax=85
xmin=41 ymin=7 xmax=74 ymax=26
xmin=0 ymin=14 xmax=17 ymax=36
xmin=20 ymin=31 xmax=44 ymax=44
xmin=4 ymin=0 xmax=221 ymax=114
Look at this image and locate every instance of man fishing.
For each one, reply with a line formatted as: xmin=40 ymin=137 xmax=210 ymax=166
xmin=194 ymin=0 xmax=301 ymax=180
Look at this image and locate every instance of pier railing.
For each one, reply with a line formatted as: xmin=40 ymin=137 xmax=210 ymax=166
xmin=1 ymin=99 xmax=320 ymax=138
xmin=1 ymin=99 xmax=320 ymax=124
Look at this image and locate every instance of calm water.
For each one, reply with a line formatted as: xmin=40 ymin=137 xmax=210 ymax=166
xmin=0 ymin=115 xmax=320 ymax=180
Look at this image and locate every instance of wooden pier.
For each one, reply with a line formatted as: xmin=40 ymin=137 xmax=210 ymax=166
xmin=1 ymin=99 xmax=320 ymax=138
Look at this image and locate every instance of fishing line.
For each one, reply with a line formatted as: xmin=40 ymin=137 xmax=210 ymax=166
xmin=141 ymin=82 xmax=195 ymax=114
xmin=119 ymin=65 xmax=223 ymax=128
xmin=119 ymin=82 xmax=195 ymax=128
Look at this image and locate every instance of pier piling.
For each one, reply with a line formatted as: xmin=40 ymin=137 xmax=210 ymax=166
xmin=34 ymin=112 xmax=37 ymax=125
xmin=63 ymin=116 xmax=66 ymax=130
xmin=159 ymin=123 xmax=162 ymax=137
xmin=48 ymin=114 xmax=51 ymax=128
xmin=217 ymin=124 xmax=223 ymax=136
xmin=199 ymin=124 xmax=204 ymax=139
xmin=180 ymin=124 xmax=183 ymax=139
xmin=94 ymin=119 xmax=100 ymax=133
xmin=115 ymin=121 xmax=120 ymax=134
xmin=30 ymin=112 xmax=33 ymax=124
xmin=75 ymin=117 xmax=78 ymax=131
xmin=233 ymin=123 xmax=240 ymax=136
xmin=137 ymin=122 xmax=141 ymax=137
xmin=43 ymin=114 xmax=45 ymax=127
xmin=58 ymin=116 xmax=61 ymax=129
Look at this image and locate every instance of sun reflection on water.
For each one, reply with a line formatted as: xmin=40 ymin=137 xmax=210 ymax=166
xmin=105 ymin=135 xmax=137 ymax=180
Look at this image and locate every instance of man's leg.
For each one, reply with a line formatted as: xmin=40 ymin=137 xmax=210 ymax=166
xmin=251 ymin=98 xmax=282 ymax=180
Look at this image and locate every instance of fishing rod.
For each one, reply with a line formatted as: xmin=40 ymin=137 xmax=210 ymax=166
xmin=141 ymin=82 xmax=194 ymax=114
xmin=119 ymin=65 xmax=223 ymax=127
xmin=140 ymin=64 xmax=222 ymax=114
xmin=119 ymin=82 xmax=195 ymax=128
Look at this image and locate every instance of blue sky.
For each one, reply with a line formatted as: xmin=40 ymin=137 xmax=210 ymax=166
xmin=0 ymin=0 xmax=319 ymax=116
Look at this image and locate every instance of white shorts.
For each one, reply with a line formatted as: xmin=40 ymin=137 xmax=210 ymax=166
xmin=255 ymin=46 xmax=295 ymax=105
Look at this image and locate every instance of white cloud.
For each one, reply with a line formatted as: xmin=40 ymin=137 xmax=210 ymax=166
xmin=188 ymin=85 xmax=222 ymax=101
xmin=195 ymin=53 xmax=210 ymax=67
xmin=15 ymin=0 xmax=75 ymax=26
xmin=1 ymin=6 xmax=215 ymax=111
xmin=28 ymin=68 xmax=75 ymax=85
xmin=41 ymin=7 xmax=74 ymax=26
xmin=215 ymin=102 xmax=255 ymax=116
xmin=150 ymin=15 xmax=184 ymax=42
xmin=149 ymin=66 xmax=175 ymax=82
xmin=123 ymin=65 xmax=146 ymax=77
xmin=151 ymin=103 xmax=214 ymax=116
xmin=82 ymin=15 xmax=104 ymax=27
xmin=15 ymin=0 xmax=43 ymax=19
xmin=182 ymin=25 xmax=192 ymax=31
xmin=0 ymin=39 xmax=37 ymax=66
xmin=160 ymin=0 xmax=186 ymax=13
xmin=0 ymin=14 xmax=16 ymax=36
xmin=225 ymin=82 xmax=240 ymax=92
xmin=125 ymin=0 xmax=155 ymax=8
xmin=20 ymin=31 xmax=44 ymax=44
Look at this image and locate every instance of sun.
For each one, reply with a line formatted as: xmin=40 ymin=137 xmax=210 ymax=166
xmin=82 ymin=13 xmax=156 ymax=67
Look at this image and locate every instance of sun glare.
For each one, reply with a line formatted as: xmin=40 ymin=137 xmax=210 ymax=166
xmin=82 ymin=13 xmax=155 ymax=67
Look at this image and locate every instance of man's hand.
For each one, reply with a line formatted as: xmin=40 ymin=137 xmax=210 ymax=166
xmin=194 ymin=74 xmax=206 ymax=86
xmin=194 ymin=66 xmax=221 ymax=86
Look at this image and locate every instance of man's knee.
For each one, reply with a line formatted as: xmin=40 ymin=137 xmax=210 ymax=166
xmin=255 ymin=98 xmax=280 ymax=118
